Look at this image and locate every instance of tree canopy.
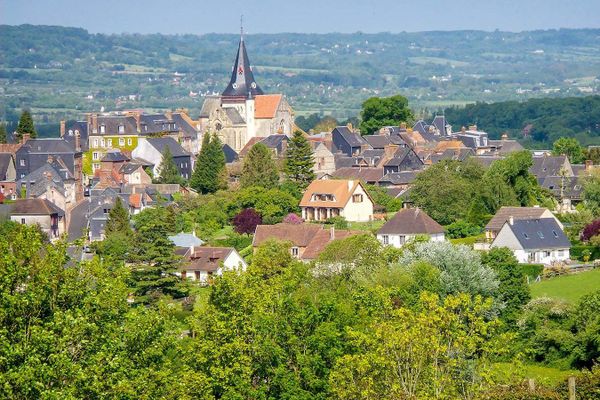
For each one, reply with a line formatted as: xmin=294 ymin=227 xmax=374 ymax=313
xmin=240 ymin=143 xmax=279 ymax=189
xmin=190 ymin=133 xmax=226 ymax=194
xmin=156 ymin=145 xmax=184 ymax=184
xmin=359 ymin=95 xmax=414 ymax=135
xmin=15 ymin=109 xmax=36 ymax=140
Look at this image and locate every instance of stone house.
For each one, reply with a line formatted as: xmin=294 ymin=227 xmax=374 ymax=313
xmin=10 ymin=198 xmax=66 ymax=240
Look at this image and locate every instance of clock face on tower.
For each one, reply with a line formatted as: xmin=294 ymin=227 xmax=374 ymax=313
xmin=251 ymin=82 xmax=257 ymax=89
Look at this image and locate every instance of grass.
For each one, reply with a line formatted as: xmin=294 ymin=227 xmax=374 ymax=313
xmin=530 ymin=268 xmax=600 ymax=303
xmin=346 ymin=219 xmax=386 ymax=233
xmin=491 ymin=362 xmax=578 ymax=387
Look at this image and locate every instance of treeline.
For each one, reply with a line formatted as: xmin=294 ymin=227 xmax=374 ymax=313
xmin=444 ymin=95 xmax=600 ymax=146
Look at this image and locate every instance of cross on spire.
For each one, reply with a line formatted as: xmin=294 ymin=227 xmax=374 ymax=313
xmin=240 ymin=15 xmax=244 ymax=40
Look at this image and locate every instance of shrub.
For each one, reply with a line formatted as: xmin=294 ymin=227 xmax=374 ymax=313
xmin=519 ymin=263 xmax=544 ymax=280
xmin=581 ymin=219 xmax=600 ymax=241
xmin=232 ymin=208 xmax=262 ymax=235
xmin=445 ymin=219 xmax=482 ymax=238
xmin=478 ymin=384 xmax=561 ymax=400
xmin=282 ymin=213 xmax=303 ymax=224
xmin=325 ymin=216 xmax=348 ymax=229
xmin=571 ymin=245 xmax=600 ymax=261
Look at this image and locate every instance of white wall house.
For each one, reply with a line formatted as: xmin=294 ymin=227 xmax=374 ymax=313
xmin=377 ymin=208 xmax=445 ymax=248
xmin=300 ymin=179 xmax=374 ymax=222
xmin=178 ymin=247 xmax=247 ymax=285
xmin=491 ymin=217 xmax=570 ymax=264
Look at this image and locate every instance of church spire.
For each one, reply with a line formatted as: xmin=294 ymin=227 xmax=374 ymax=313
xmin=222 ymin=19 xmax=263 ymax=99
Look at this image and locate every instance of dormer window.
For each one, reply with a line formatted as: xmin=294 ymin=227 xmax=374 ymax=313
xmin=100 ymin=125 xmax=106 ymax=133
xmin=118 ymin=124 xmax=125 ymax=134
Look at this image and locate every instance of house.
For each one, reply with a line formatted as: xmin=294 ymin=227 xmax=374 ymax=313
xmin=168 ymin=232 xmax=205 ymax=247
xmin=132 ymin=137 xmax=192 ymax=180
xmin=491 ymin=218 xmax=570 ymax=264
xmin=10 ymin=198 xmax=66 ymax=239
xmin=540 ymin=175 xmax=584 ymax=213
xmin=17 ymin=163 xmax=77 ymax=211
xmin=530 ymin=155 xmax=573 ymax=183
xmin=332 ymin=167 xmax=384 ymax=185
xmin=485 ymin=206 xmax=561 ymax=241
xmin=377 ymin=208 xmax=445 ymax=247
xmin=176 ymin=246 xmax=247 ymax=283
xmin=312 ymin=142 xmax=336 ymax=178
xmin=332 ymin=126 xmax=367 ymax=156
xmin=382 ymin=147 xmax=424 ymax=175
xmin=453 ymin=126 xmax=490 ymax=154
xmin=0 ymin=153 xmax=16 ymax=181
xmin=222 ymin=144 xmax=239 ymax=164
xmin=253 ymin=223 xmax=360 ymax=261
xmin=300 ymin=179 xmax=374 ymax=222
xmin=487 ymin=134 xmax=524 ymax=155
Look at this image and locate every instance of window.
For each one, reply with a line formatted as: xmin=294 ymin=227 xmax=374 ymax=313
xmin=119 ymin=138 xmax=125 ymax=146
xmin=352 ymin=194 xmax=363 ymax=203
xmin=100 ymin=125 xmax=105 ymax=133
xmin=92 ymin=152 xmax=99 ymax=160
xmin=543 ymin=251 xmax=551 ymax=257
xmin=93 ymin=138 xmax=99 ymax=148
xmin=107 ymin=139 xmax=112 ymax=147
xmin=523 ymin=233 xmax=529 ymax=239
xmin=537 ymin=231 xmax=544 ymax=239
xmin=101 ymin=139 xmax=105 ymax=148
xmin=291 ymin=247 xmax=299 ymax=257
xmin=127 ymin=138 xmax=132 ymax=146
xmin=382 ymin=235 xmax=389 ymax=245
xmin=558 ymin=250 xmax=564 ymax=257
xmin=118 ymin=124 xmax=125 ymax=134
xmin=552 ymin=230 xmax=559 ymax=238
xmin=19 ymin=159 xmax=25 ymax=167
xmin=21 ymin=218 xmax=25 ymax=224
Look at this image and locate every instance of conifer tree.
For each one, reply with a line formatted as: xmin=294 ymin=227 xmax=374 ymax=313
xmin=240 ymin=143 xmax=279 ymax=189
xmin=0 ymin=123 xmax=6 ymax=144
xmin=284 ymin=130 xmax=315 ymax=190
xmin=105 ymin=197 xmax=131 ymax=236
xmin=190 ymin=133 xmax=226 ymax=194
xmin=16 ymin=110 xmax=36 ymax=140
xmin=157 ymin=146 xmax=183 ymax=184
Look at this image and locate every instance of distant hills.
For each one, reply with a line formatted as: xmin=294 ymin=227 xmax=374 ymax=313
xmin=0 ymin=25 xmax=599 ymax=143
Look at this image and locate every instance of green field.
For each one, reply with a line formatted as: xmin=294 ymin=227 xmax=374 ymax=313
xmin=530 ymin=268 xmax=600 ymax=303
xmin=491 ymin=362 xmax=578 ymax=386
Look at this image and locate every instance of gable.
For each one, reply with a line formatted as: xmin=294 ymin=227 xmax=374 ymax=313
xmin=255 ymin=94 xmax=282 ymax=119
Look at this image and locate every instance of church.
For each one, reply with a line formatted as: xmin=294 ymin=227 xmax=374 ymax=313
xmin=198 ymin=33 xmax=295 ymax=152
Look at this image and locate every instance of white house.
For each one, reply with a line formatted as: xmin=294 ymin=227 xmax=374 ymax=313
xmin=485 ymin=206 xmax=562 ymax=241
xmin=131 ymin=137 xmax=193 ymax=180
xmin=490 ymin=217 xmax=570 ymax=264
xmin=300 ymin=179 xmax=374 ymax=222
xmin=377 ymin=208 xmax=445 ymax=248
xmin=176 ymin=246 xmax=247 ymax=284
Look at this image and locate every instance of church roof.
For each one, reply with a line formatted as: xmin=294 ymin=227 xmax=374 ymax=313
xmin=222 ymin=36 xmax=264 ymax=99
xmin=254 ymin=94 xmax=282 ymax=119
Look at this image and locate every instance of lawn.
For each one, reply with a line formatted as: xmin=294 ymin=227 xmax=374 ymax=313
xmin=530 ymin=268 xmax=600 ymax=303
xmin=491 ymin=362 xmax=578 ymax=387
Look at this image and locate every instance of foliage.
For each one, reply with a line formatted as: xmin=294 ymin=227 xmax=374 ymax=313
xmin=283 ymin=130 xmax=315 ymax=190
xmin=581 ymin=218 xmax=600 ymax=241
xmin=228 ymin=186 xmax=299 ymax=224
xmin=282 ymin=212 xmax=303 ymax=224
xmin=365 ymin=184 xmax=402 ymax=212
xmin=552 ymin=137 xmax=585 ymax=164
xmin=190 ymin=133 xmax=226 ymax=194
xmin=481 ymin=247 xmax=531 ymax=324
xmin=156 ymin=145 xmax=184 ymax=184
xmin=232 ymin=208 xmax=262 ymax=235
xmin=571 ymin=245 xmax=600 ymax=261
xmin=105 ymin=196 xmax=131 ymax=236
xmin=571 ymin=290 xmax=600 ymax=368
xmin=0 ymin=122 xmax=6 ymax=143
xmin=15 ymin=109 xmax=36 ymax=140
xmin=315 ymin=234 xmax=387 ymax=279
xmin=446 ymin=219 xmax=482 ymax=238
xmin=325 ymin=215 xmax=348 ymax=229
xmin=399 ymin=241 xmax=499 ymax=298
xmin=359 ymin=95 xmax=414 ymax=135
xmin=240 ymin=142 xmax=279 ymax=189
xmin=519 ymin=263 xmax=544 ymax=280
xmin=560 ymin=209 xmax=594 ymax=241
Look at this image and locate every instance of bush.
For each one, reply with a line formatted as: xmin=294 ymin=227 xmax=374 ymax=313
xmin=449 ymin=233 xmax=486 ymax=246
xmin=445 ymin=219 xmax=482 ymax=239
xmin=478 ymin=384 xmax=561 ymax=400
xmin=325 ymin=216 xmax=348 ymax=229
xmin=519 ymin=263 xmax=544 ymax=280
xmin=282 ymin=213 xmax=303 ymax=224
xmin=581 ymin=219 xmax=600 ymax=241
xmin=232 ymin=208 xmax=262 ymax=235
xmin=571 ymin=245 xmax=600 ymax=261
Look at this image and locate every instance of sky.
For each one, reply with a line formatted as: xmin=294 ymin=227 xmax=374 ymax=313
xmin=1 ymin=0 xmax=600 ymax=34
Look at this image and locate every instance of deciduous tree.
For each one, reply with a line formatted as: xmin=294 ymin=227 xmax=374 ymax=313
xmin=232 ymin=208 xmax=262 ymax=235
xmin=359 ymin=95 xmax=414 ymax=135
xmin=552 ymin=137 xmax=585 ymax=164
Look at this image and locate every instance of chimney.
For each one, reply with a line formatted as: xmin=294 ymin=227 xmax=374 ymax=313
xmin=21 ymin=133 xmax=30 ymax=144
xmin=586 ymin=160 xmax=593 ymax=171
xmin=509 ymin=216 xmax=514 ymax=226
xmin=347 ymin=122 xmax=353 ymax=132
xmin=330 ymin=226 xmax=335 ymax=240
xmin=501 ymin=132 xmax=509 ymax=140
xmin=468 ymin=125 xmax=477 ymax=131
xmin=60 ymin=120 xmax=66 ymax=137
xmin=47 ymin=155 xmax=53 ymax=164
xmin=133 ymin=111 xmax=141 ymax=132
xmin=75 ymin=131 xmax=81 ymax=152
xmin=461 ymin=126 xmax=466 ymax=133
xmin=91 ymin=114 xmax=98 ymax=134
xmin=400 ymin=122 xmax=407 ymax=130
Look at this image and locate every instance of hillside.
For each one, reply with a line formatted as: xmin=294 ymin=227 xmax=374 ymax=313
xmin=1 ymin=25 xmax=599 ymax=130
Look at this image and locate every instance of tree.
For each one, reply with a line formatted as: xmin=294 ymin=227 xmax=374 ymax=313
xmin=581 ymin=218 xmax=600 ymax=241
xmin=105 ymin=196 xmax=131 ymax=236
xmin=190 ymin=133 xmax=226 ymax=194
xmin=0 ymin=122 xmax=7 ymax=144
xmin=359 ymin=95 xmax=414 ymax=135
xmin=283 ymin=130 xmax=315 ymax=190
xmin=232 ymin=208 xmax=262 ymax=235
xmin=156 ymin=146 xmax=184 ymax=184
xmin=582 ymin=168 xmax=600 ymax=216
xmin=552 ymin=137 xmax=585 ymax=164
xmin=313 ymin=116 xmax=339 ymax=133
xmin=15 ymin=109 xmax=36 ymax=140
xmin=240 ymin=143 xmax=279 ymax=189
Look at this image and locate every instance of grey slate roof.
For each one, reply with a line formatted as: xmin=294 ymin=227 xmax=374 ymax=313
xmin=333 ymin=126 xmax=367 ymax=147
xmin=0 ymin=153 xmax=13 ymax=180
xmin=225 ymin=108 xmax=246 ymax=124
xmin=63 ymin=120 xmax=89 ymax=151
xmin=168 ymin=232 xmax=205 ymax=248
xmin=261 ymin=134 xmax=289 ymax=149
xmin=22 ymin=138 xmax=75 ymax=154
xmin=488 ymin=139 xmax=524 ymax=155
xmin=199 ymin=96 xmax=221 ymax=118
xmin=505 ymin=218 xmax=570 ymax=250
xmin=431 ymin=148 xmax=474 ymax=163
xmin=363 ymin=135 xmax=392 ymax=149
xmin=67 ymin=199 xmax=90 ymax=241
xmin=222 ymin=37 xmax=264 ymax=98
xmin=17 ymin=163 xmax=69 ymax=197
xmin=530 ymin=156 xmax=570 ymax=180
xmin=379 ymin=171 xmax=419 ymax=185
xmin=146 ymin=137 xmax=190 ymax=157
xmin=119 ymin=163 xmax=144 ymax=174
xmin=540 ymin=176 xmax=583 ymax=200
xmin=95 ymin=115 xmax=138 ymax=135
xmin=222 ymin=144 xmax=239 ymax=163
xmin=101 ymin=150 xmax=130 ymax=162
xmin=413 ymin=120 xmax=429 ymax=135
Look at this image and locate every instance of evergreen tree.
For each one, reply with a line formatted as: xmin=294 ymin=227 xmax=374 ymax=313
xmin=0 ymin=123 xmax=7 ymax=144
xmin=284 ymin=130 xmax=315 ymax=190
xmin=190 ymin=133 xmax=226 ymax=194
xmin=15 ymin=109 xmax=36 ymax=140
xmin=105 ymin=197 xmax=131 ymax=236
xmin=157 ymin=146 xmax=183 ymax=184
xmin=240 ymin=143 xmax=279 ymax=189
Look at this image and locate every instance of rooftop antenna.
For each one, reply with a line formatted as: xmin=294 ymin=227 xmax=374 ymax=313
xmin=240 ymin=14 xmax=244 ymax=41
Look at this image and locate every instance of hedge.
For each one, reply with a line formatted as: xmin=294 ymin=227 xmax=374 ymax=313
xmin=570 ymin=245 xmax=600 ymax=261
xmin=519 ymin=264 xmax=544 ymax=280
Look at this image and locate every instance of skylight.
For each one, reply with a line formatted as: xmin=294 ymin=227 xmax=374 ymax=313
xmin=523 ymin=233 xmax=529 ymax=239
xmin=537 ymin=232 xmax=544 ymax=239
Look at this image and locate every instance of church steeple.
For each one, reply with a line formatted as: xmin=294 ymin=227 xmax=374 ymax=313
xmin=222 ymin=20 xmax=264 ymax=99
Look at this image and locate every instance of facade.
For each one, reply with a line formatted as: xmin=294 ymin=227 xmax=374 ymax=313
xmin=132 ymin=137 xmax=193 ymax=180
xmin=382 ymin=147 xmax=425 ymax=174
xmin=331 ymin=126 xmax=367 ymax=157
xmin=377 ymin=208 xmax=445 ymax=247
xmin=312 ymin=142 xmax=336 ymax=178
xmin=17 ymin=163 xmax=77 ymax=211
xmin=300 ymin=179 xmax=374 ymax=222
xmin=10 ymin=198 xmax=66 ymax=239
xmin=491 ymin=218 xmax=570 ymax=264
xmin=198 ymin=35 xmax=294 ymax=152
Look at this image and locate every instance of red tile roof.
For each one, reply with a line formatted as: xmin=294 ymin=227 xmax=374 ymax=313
xmin=254 ymin=94 xmax=282 ymax=119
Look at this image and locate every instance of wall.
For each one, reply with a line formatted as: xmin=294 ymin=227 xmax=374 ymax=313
xmin=340 ymin=183 xmax=374 ymax=222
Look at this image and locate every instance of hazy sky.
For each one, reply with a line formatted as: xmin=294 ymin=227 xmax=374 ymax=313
xmin=2 ymin=0 xmax=600 ymax=34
